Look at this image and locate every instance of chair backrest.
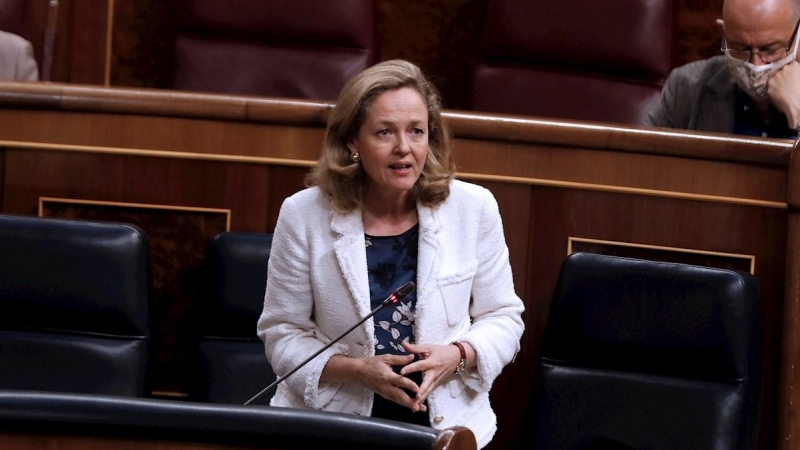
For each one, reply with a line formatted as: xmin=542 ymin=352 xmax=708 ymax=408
xmin=470 ymin=0 xmax=676 ymax=125
xmin=191 ymin=231 xmax=276 ymax=405
xmin=166 ymin=0 xmax=375 ymax=100
xmin=528 ymin=252 xmax=763 ymax=449
xmin=0 ymin=214 xmax=152 ymax=397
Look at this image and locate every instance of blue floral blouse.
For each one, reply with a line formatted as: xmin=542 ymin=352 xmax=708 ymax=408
xmin=365 ymin=224 xmax=419 ymax=356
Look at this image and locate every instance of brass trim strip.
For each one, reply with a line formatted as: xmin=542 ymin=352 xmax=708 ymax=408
xmin=2 ymin=140 xmax=785 ymax=209
xmin=461 ymin=172 xmax=787 ymax=209
xmin=1 ymin=140 xmax=315 ymax=167
xmin=39 ymin=197 xmax=233 ymax=231
xmin=567 ymin=236 xmax=756 ymax=274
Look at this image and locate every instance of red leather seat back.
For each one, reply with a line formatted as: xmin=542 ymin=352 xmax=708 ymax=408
xmin=0 ymin=0 xmax=27 ymax=38
xmin=471 ymin=0 xmax=676 ymax=125
xmin=168 ymin=0 xmax=374 ymax=100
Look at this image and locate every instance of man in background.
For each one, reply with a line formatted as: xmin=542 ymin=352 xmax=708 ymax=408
xmin=0 ymin=30 xmax=39 ymax=81
xmin=646 ymin=0 xmax=799 ymax=139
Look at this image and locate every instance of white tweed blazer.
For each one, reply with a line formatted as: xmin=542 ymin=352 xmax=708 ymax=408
xmin=0 ymin=30 xmax=38 ymax=81
xmin=257 ymin=180 xmax=525 ymax=449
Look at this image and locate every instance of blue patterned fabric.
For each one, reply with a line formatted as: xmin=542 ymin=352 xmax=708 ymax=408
xmin=365 ymin=224 xmax=427 ymax=422
xmin=733 ymin=87 xmax=798 ymax=139
xmin=365 ymin=224 xmax=419 ymax=356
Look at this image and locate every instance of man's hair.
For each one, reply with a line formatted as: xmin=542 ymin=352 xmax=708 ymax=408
xmin=306 ymin=59 xmax=456 ymax=213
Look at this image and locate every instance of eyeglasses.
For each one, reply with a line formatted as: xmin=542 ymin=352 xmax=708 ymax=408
xmin=721 ymin=17 xmax=800 ymax=63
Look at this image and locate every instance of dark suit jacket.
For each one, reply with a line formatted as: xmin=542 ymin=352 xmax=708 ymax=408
xmin=645 ymin=56 xmax=736 ymax=133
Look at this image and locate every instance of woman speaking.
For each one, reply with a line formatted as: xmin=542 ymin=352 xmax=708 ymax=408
xmin=257 ymin=59 xmax=525 ymax=449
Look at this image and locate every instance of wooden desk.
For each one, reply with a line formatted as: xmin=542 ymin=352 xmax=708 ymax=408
xmin=0 ymin=391 xmax=476 ymax=450
xmin=0 ymin=81 xmax=796 ymax=450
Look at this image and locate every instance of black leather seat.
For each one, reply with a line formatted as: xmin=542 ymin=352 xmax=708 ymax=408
xmin=528 ymin=252 xmax=763 ymax=449
xmin=190 ymin=231 xmax=276 ymax=405
xmin=0 ymin=214 xmax=152 ymax=397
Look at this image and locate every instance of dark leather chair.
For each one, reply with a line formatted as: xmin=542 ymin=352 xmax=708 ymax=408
xmin=167 ymin=0 xmax=375 ymax=100
xmin=0 ymin=214 xmax=152 ymax=397
xmin=190 ymin=231 xmax=276 ymax=405
xmin=528 ymin=252 xmax=763 ymax=449
xmin=470 ymin=0 xmax=676 ymax=125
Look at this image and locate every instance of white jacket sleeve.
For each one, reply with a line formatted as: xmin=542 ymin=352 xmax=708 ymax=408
xmin=17 ymin=39 xmax=38 ymax=81
xmin=460 ymin=189 xmax=525 ymax=392
xmin=256 ymin=195 xmax=348 ymax=409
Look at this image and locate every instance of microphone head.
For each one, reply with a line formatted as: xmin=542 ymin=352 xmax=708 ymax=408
xmin=394 ymin=281 xmax=416 ymax=301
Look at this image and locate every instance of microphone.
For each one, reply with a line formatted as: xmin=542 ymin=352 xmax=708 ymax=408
xmin=244 ymin=280 xmax=416 ymax=406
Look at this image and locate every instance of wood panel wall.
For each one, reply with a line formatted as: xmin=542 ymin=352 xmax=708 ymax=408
xmin=0 ymin=81 xmax=796 ymax=450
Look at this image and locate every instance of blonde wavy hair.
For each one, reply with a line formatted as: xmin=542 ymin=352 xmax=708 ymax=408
xmin=306 ymin=59 xmax=456 ymax=213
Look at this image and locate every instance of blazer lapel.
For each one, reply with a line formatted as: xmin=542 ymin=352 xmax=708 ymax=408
xmin=330 ymin=203 xmax=442 ymax=344
xmin=331 ymin=208 xmax=372 ymax=318
xmin=416 ymin=203 xmax=441 ymax=306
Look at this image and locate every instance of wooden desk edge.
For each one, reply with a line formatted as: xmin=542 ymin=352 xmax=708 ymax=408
xmin=0 ymin=81 xmax=791 ymax=167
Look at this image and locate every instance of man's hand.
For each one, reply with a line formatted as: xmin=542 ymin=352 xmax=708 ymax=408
xmin=769 ymin=61 xmax=800 ymax=127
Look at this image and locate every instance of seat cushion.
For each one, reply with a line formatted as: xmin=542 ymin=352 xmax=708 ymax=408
xmin=193 ymin=339 xmax=275 ymax=405
xmin=0 ymin=331 xmax=149 ymax=397
xmin=532 ymin=366 xmax=743 ymax=449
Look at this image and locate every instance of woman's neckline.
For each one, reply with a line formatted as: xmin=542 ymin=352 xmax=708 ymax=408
xmin=362 ymin=202 xmax=418 ymax=237
xmin=365 ymin=223 xmax=419 ymax=239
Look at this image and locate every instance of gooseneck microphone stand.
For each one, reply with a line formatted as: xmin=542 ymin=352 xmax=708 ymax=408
xmin=243 ymin=281 xmax=416 ymax=406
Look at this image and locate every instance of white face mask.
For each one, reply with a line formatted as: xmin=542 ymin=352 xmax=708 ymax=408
xmin=725 ymin=29 xmax=800 ymax=99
